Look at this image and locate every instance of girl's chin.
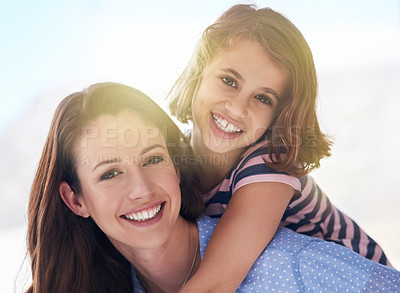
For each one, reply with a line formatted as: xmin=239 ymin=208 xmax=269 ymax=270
xmin=204 ymin=139 xmax=247 ymax=156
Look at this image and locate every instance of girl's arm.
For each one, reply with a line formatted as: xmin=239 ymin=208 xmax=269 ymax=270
xmin=179 ymin=182 xmax=294 ymax=293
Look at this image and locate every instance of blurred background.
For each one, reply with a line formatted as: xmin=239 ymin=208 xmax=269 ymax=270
xmin=1 ymin=0 xmax=399 ymax=291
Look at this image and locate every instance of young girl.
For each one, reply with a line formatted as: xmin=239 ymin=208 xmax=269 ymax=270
xmin=168 ymin=4 xmax=393 ymax=292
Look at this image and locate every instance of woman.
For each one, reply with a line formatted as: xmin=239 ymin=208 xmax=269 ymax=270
xmin=27 ymin=82 xmax=203 ymax=292
xmin=27 ymin=82 xmax=399 ymax=292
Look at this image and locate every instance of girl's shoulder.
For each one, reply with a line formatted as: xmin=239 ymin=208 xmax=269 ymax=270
xmin=240 ymin=140 xmax=271 ymax=160
xmin=233 ymin=140 xmax=273 ymax=174
xmin=236 ymin=140 xmax=285 ymax=176
xmin=230 ymin=140 xmax=301 ymax=194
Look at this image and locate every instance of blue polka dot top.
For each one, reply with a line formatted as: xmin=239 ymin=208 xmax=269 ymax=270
xmin=198 ymin=216 xmax=400 ymax=292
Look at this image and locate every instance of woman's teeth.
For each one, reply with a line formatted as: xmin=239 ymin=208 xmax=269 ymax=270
xmin=124 ymin=204 xmax=162 ymax=221
xmin=212 ymin=114 xmax=242 ymax=133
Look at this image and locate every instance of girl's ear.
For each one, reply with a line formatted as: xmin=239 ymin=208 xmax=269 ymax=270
xmin=176 ymin=167 xmax=181 ymax=181
xmin=59 ymin=181 xmax=90 ymax=218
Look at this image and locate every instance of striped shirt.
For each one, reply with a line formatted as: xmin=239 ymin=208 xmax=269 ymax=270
xmin=202 ymin=140 xmax=392 ymax=266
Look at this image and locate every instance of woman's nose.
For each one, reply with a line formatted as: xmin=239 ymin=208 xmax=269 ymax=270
xmin=126 ymin=169 xmax=154 ymax=200
xmin=224 ymin=95 xmax=248 ymax=120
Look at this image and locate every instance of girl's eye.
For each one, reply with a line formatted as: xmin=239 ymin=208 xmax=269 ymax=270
xmin=143 ymin=155 xmax=164 ymax=166
xmin=255 ymin=94 xmax=272 ymax=105
xmin=221 ymin=76 xmax=237 ymax=88
xmin=100 ymin=169 xmax=121 ymax=181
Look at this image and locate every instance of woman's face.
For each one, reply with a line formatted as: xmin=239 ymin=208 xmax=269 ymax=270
xmin=74 ymin=111 xmax=182 ymax=252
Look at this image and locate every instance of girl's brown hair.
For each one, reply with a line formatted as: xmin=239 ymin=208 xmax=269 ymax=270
xmin=168 ymin=4 xmax=331 ymax=177
xmin=27 ymin=82 xmax=203 ymax=293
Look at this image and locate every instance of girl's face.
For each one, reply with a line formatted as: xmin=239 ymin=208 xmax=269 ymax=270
xmin=74 ymin=111 xmax=182 ymax=252
xmin=192 ymin=39 xmax=288 ymax=154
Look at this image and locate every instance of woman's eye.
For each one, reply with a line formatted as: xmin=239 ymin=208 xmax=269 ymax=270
xmin=255 ymin=94 xmax=272 ymax=105
xmin=143 ymin=155 xmax=164 ymax=166
xmin=221 ymin=76 xmax=237 ymax=88
xmin=100 ymin=169 xmax=121 ymax=181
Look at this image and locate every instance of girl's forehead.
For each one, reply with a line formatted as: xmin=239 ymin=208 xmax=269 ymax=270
xmin=211 ymin=39 xmax=270 ymax=64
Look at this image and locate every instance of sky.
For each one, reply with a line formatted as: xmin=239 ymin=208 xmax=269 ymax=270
xmin=1 ymin=0 xmax=399 ymax=291
xmin=0 ymin=0 xmax=399 ymax=133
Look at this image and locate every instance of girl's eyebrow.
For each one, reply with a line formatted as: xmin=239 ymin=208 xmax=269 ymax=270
xmin=221 ymin=68 xmax=281 ymax=101
xmin=221 ymin=68 xmax=243 ymax=81
xmin=261 ymin=87 xmax=280 ymax=101
xmin=91 ymin=144 xmax=167 ymax=172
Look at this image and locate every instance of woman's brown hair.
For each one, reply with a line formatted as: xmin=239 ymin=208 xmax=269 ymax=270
xmin=168 ymin=4 xmax=331 ymax=177
xmin=27 ymin=82 xmax=203 ymax=292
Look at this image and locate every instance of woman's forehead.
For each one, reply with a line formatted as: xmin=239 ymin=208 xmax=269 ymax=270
xmin=78 ymin=112 xmax=167 ymax=152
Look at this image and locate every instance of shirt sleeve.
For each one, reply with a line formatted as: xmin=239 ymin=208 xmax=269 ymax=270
xmin=231 ymin=142 xmax=301 ymax=195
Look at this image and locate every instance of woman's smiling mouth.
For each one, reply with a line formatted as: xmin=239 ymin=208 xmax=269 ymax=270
xmin=122 ymin=202 xmax=165 ymax=223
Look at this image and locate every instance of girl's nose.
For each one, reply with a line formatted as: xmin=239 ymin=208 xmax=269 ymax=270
xmin=126 ymin=169 xmax=154 ymax=200
xmin=224 ymin=96 xmax=248 ymax=120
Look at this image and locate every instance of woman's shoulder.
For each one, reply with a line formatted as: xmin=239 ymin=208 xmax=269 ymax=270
xmin=197 ymin=216 xmax=400 ymax=291
xmin=242 ymin=228 xmax=400 ymax=291
xmin=268 ymin=227 xmax=315 ymax=251
xmin=130 ymin=266 xmax=147 ymax=293
xmin=197 ymin=216 xmax=313 ymax=254
xmin=197 ymin=216 xmax=219 ymax=259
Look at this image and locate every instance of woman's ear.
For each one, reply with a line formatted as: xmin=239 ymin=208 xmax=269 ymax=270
xmin=59 ymin=181 xmax=90 ymax=218
xmin=176 ymin=167 xmax=181 ymax=181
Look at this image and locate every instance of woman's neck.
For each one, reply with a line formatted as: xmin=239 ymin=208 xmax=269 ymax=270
xmin=191 ymin=129 xmax=245 ymax=192
xmin=123 ymin=217 xmax=200 ymax=293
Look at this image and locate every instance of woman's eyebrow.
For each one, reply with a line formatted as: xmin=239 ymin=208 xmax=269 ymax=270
xmin=91 ymin=144 xmax=167 ymax=172
xmin=140 ymin=144 xmax=167 ymax=155
xmin=92 ymin=158 xmax=121 ymax=172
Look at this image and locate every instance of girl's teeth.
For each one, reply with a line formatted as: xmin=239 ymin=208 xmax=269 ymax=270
xmin=124 ymin=204 xmax=162 ymax=222
xmin=212 ymin=114 xmax=242 ymax=133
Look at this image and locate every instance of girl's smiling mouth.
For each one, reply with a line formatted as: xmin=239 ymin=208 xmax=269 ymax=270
xmin=209 ymin=112 xmax=244 ymax=141
xmin=211 ymin=113 xmax=243 ymax=134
